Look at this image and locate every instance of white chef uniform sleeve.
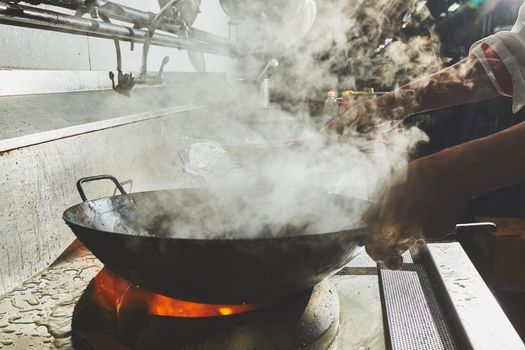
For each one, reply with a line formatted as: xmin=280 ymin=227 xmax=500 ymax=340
xmin=469 ymin=3 xmax=525 ymax=113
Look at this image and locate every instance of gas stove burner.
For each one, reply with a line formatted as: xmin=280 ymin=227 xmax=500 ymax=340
xmin=71 ymin=268 xmax=340 ymax=350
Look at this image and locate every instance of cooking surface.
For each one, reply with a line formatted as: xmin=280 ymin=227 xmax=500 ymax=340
xmin=0 ymin=245 xmax=383 ymax=350
xmin=0 ymin=242 xmax=522 ymax=349
xmin=71 ymin=271 xmax=340 ymax=349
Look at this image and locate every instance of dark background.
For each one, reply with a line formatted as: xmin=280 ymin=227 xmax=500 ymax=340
xmin=407 ymin=0 xmax=525 ymax=220
xmin=407 ymin=2 xmax=525 ymax=339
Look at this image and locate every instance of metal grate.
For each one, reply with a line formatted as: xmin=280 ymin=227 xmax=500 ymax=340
xmin=379 ymin=253 xmax=458 ymax=350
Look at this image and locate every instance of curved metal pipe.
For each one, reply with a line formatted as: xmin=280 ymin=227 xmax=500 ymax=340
xmin=98 ymin=13 xmax=122 ymax=73
xmin=256 ymin=58 xmax=279 ymax=81
xmin=141 ymin=0 xmax=181 ymax=76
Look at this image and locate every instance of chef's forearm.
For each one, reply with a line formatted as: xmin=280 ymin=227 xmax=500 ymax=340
xmin=413 ymin=55 xmax=499 ymax=114
xmin=439 ymin=121 xmax=525 ymax=199
xmin=393 ymin=55 xmax=500 ymax=117
xmin=327 ymin=55 xmax=501 ymax=133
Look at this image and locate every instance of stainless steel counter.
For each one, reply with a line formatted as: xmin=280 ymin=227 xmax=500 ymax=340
xmin=0 ymin=72 xmax=230 ymax=151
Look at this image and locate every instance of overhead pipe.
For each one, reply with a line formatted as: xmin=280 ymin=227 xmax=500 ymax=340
xmin=0 ymin=2 xmax=239 ymax=56
xmin=19 ymin=0 xmax=239 ymax=53
xmin=141 ymin=0 xmax=182 ymax=77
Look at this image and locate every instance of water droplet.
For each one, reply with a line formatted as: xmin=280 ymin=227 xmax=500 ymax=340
xmin=8 ymin=316 xmax=20 ymax=323
xmin=25 ymin=297 xmax=40 ymax=306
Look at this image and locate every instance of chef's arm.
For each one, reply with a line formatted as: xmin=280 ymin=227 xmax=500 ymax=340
xmin=325 ymin=55 xmax=500 ymax=133
xmin=363 ymin=120 xmax=525 ymax=268
xmin=396 ymin=55 xmax=499 ymax=115
xmin=451 ymin=119 xmax=525 ymax=198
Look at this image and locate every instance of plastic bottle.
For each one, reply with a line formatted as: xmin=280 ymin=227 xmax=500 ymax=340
xmin=321 ymin=90 xmax=338 ymax=126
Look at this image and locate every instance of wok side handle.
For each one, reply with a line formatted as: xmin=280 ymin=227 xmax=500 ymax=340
xmin=76 ymin=175 xmax=128 ymax=202
xmin=442 ymin=222 xmax=497 ymax=240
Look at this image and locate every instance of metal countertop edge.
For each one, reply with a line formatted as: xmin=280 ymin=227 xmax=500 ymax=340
xmin=0 ymin=101 xmax=224 ymax=153
xmin=426 ymin=242 xmax=525 ymax=350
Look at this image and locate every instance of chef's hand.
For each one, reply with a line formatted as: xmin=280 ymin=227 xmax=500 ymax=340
xmin=321 ymin=95 xmax=410 ymax=139
xmin=362 ymin=152 xmax=470 ymax=269
xmin=321 ymin=103 xmax=371 ymax=135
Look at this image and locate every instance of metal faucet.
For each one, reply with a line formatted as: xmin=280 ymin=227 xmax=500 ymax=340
xmin=257 ymin=58 xmax=279 ymax=108
xmin=107 ymin=0 xmax=178 ymax=95
xmin=257 ymin=58 xmax=279 ymax=81
xmin=234 ymin=58 xmax=279 ymax=108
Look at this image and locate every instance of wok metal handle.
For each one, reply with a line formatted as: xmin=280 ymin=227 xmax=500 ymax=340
xmin=442 ymin=222 xmax=497 ymax=240
xmin=76 ymin=175 xmax=127 ymax=202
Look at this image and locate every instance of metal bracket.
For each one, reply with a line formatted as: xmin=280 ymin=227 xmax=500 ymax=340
xmin=135 ymin=55 xmax=170 ymax=86
xmin=108 ymin=70 xmax=135 ymax=96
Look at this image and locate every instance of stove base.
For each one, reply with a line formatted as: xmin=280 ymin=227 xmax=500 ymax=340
xmin=71 ymin=275 xmax=340 ymax=350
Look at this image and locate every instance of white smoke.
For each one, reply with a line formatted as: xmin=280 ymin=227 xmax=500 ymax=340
xmin=100 ymin=0 xmax=442 ymax=240
xmin=267 ymin=0 xmax=444 ymax=113
xmin=124 ymin=107 xmax=427 ymax=239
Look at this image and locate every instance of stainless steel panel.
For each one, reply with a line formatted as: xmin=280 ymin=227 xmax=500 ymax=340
xmin=0 ymin=73 xmax=231 ymax=147
xmin=428 ymin=243 xmax=525 ymax=350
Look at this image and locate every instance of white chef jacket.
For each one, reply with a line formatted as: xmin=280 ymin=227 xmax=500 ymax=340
xmin=470 ymin=2 xmax=525 ymax=113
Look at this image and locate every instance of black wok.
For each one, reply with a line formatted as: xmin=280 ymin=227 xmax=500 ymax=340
xmin=63 ymin=175 xmax=370 ymax=304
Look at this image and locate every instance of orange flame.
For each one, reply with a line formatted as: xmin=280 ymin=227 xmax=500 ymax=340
xmin=93 ymin=269 xmax=265 ymax=318
xmin=147 ymin=293 xmax=263 ymax=317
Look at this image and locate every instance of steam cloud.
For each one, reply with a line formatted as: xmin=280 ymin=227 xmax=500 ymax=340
xmin=162 ymin=115 xmax=428 ymax=239
xmin=95 ymin=0 xmax=443 ymax=240
xmin=268 ymin=0 xmax=444 ymax=115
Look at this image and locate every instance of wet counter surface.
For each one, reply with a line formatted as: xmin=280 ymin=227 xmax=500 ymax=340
xmin=0 ymin=246 xmax=102 ymax=349
xmin=0 ymin=245 xmax=385 ymax=350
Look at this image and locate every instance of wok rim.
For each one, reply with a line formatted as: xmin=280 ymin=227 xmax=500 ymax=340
xmin=63 ymin=189 xmax=371 ymax=242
